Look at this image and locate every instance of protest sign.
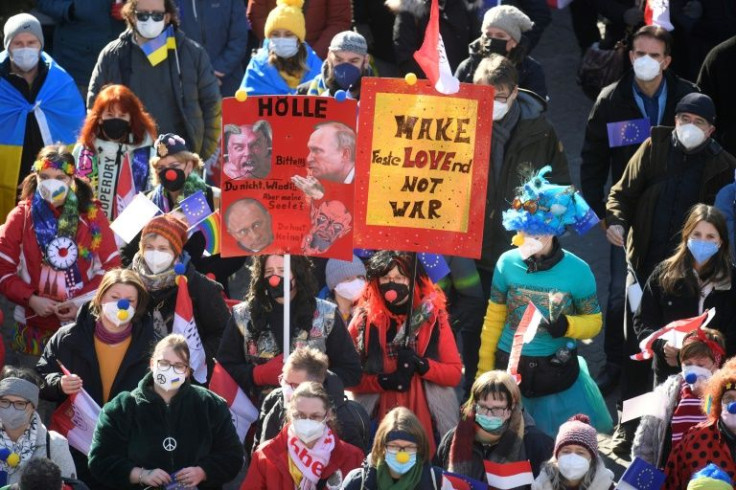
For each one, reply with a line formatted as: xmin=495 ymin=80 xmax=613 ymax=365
xmin=354 ymin=78 xmax=493 ymax=258
xmin=220 ymin=96 xmax=357 ymax=259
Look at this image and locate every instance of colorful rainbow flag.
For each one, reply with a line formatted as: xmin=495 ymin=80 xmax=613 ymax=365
xmin=141 ymin=25 xmax=177 ymax=66
xmin=192 ymin=210 xmax=221 ymax=256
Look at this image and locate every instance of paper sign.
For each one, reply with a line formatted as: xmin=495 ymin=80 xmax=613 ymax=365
xmin=109 ymin=193 xmax=161 ymax=243
xmin=627 ymin=281 xmax=643 ymax=313
xmin=622 ymin=391 xmax=666 ymax=423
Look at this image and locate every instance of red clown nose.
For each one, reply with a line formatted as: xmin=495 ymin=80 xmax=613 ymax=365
xmin=165 ymin=169 xmax=177 ymax=181
xmin=268 ymin=276 xmax=281 ymax=287
xmin=384 ymin=290 xmax=397 ymax=302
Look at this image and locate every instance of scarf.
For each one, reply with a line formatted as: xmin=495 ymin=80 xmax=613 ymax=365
xmin=150 ymin=171 xmax=207 ymax=212
xmin=376 ymin=459 xmax=423 ymax=490
xmin=0 ymin=412 xmax=39 ymax=479
xmin=31 ymin=187 xmax=79 ymax=253
xmin=130 ymin=252 xmax=177 ymax=292
xmin=94 ymin=320 xmax=133 ymax=344
xmin=671 ymin=379 xmax=705 ymax=443
xmin=286 ymin=424 xmax=336 ymax=490
xmin=490 ymin=100 xmax=521 ymax=183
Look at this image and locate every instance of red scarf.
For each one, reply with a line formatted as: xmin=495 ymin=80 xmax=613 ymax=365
xmin=671 ymin=379 xmax=706 ymax=443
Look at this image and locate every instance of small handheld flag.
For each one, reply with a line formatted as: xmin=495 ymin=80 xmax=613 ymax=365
xmin=209 ymin=361 xmax=259 ymax=441
xmin=631 ymin=309 xmax=715 ymax=361
xmin=173 ymin=264 xmax=207 ymax=383
xmin=507 ymin=302 xmax=544 ymax=384
xmin=412 ymin=0 xmax=460 ymax=94
xmin=606 ymin=118 xmax=650 ymax=148
xmin=190 ymin=210 xmax=221 ymax=256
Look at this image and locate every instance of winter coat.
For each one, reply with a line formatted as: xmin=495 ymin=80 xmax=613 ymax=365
xmin=217 ymin=298 xmax=362 ymax=392
xmin=87 ymin=29 xmax=222 ymax=161
xmin=532 ymin=458 xmax=614 ymax=490
xmin=242 ymin=41 xmax=323 ymax=96
xmin=387 ymin=0 xmax=482 ymax=76
xmin=0 ymin=199 xmax=120 ymax=333
xmin=88 ymin=372 xmax=244 ymax=490
xmin=455 ymin=37 xmax=548 ymax=99
xmin=606 ymin=126 xmax=736 ymax=277
xmin=36 ymin=0 xmax=125 ymax=87
xmin=581 ymin=69 xmax=697 ymax=218
xmin=631 ymin=374 xmax=684 ymax=468
xmin=242 ymin=424 xmax=363 ymax=489
xmin=247 ymin=0 xmax=351 ymax=59
xmin=479 ymin=90 xmax=571 ymax=271
xmin=178 ymin=0 xmax=249 ymax=96
xmin=342 ymin=457 xmax=447 ymax=490
xmin=698 ymin=36 xmax=736 ymax=157
xmin=664 ymin=420 xmax=736 ymax=489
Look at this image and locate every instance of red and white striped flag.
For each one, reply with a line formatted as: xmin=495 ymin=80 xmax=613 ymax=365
xmin=173 ymin=273 xmax=207 ymax=383
xmin=631 ymin=309 xmax=714 ymax=361
xmin=484 ymin=460 xmax=534 ymax=489
xmin=115 ymin=153 xmax=136 ymax=218
xmin=49 ymin=363 xmax=101 ymax=455
xmin=209 ymin=361 xmax=259 ymax=441
xmin=507 ymin=302 xmax=544 ymax=384
xmin=412 ymin=0 xmax=460 ymax=94
xmin=644 ymin=0 xmax=673 ymax=31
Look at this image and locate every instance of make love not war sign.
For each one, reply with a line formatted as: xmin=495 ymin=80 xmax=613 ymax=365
xmin=354 ymin=78 xmax=493 ymax=258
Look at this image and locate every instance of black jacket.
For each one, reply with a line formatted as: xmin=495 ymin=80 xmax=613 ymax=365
xmin=581 ymin=69 xmax=698 ymax=218
xmin=698 ymin=36 xmax=736 ymax=157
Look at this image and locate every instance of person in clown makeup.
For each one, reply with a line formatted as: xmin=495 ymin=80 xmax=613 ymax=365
xmin=475 ymin=166 xmax=612 ymax=438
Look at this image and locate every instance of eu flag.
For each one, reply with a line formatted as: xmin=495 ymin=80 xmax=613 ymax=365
xmin=616 ymin=457 xmax=665 ymax=490
xmin=179 ymin=191 xmax=211 ymax=227
xmin=418 ymin=253 xmax=450 ymax=283
xmin=606 ymin=118 xmax=650 ymax=148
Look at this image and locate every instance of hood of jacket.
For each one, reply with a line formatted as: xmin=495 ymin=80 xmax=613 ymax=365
xmin=516 ymin=89 xmax=547 ymax=120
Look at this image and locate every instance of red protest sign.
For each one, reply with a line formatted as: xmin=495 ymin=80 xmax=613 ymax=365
xmin=220 ymin=96 xmax=357 ymax=260
xmin=354 ymin=78 xmax=493 ymax=258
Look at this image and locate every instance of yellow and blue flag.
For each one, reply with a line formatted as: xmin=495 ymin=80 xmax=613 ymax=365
xmin=140 ymin=25 xmax=177 ymax=66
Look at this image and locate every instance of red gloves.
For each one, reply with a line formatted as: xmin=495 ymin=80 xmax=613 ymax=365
xmin=252 ymin=354 xmax=283 ymax=386
xmin=111 ymin=1 xmax=125 ymax=20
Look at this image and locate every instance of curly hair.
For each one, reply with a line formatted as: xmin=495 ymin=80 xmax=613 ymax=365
xmin=703 ymin=364 xmax=736 ymax=423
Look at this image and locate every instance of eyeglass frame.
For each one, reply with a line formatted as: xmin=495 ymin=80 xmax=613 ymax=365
xmin=290 ymin=411 xmax=328 ymax=423
xmin=156 ymin=359 xmax=189 ymax=374
xmin=135 ymin=11 xmax=166 ymax=22
xmin=0 ymin=399 xmax=30 ymax=411
xmin=475 ymin=403 xmax=510 ymax=418
xmin=385 ymin=443 xmax=419 ymax=455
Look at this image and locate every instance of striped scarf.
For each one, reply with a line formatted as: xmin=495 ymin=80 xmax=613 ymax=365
xmin=671 ymin=379 xmax=706 ymax=443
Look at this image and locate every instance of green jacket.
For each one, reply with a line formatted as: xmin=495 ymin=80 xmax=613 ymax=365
xmin=88 ymin=373 xmax=244 ymax=489
xmin=606 ymin=126 xmax=736 ymax=276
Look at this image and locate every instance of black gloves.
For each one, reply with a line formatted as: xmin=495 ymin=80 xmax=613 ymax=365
xmin=545 ymin=315 xmax=569 ymax=338
xmin=377 ymin=348 xmax=423 ymax=392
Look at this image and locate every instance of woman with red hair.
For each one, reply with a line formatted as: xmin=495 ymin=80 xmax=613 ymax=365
xmin=73 ymin=84 xmax=157 ymax=220
xmin=348 ymin=251 xmax=462 ymax=454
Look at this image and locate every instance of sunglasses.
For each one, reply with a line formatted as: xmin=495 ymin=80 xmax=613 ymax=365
xmin=511 ymin=197 xmax=549 ymax=214
xmin=135 ymin=11 xmax=165 ymax=22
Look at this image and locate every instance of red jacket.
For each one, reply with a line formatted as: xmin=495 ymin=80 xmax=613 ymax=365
xmin=0 ymin=199 xmax=120 ymax=331
xmin=664 ymin=420 xmax=736 ymax=489
xmin=242 ymin=424 xmax=364 ymax=489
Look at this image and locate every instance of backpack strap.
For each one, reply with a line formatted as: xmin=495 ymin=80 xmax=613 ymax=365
xmin=46 ymin=430 xmax=50 ymax=459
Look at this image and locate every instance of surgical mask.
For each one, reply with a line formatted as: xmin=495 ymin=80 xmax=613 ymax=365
xmin=101 ymin=118 xmax=130 ymax=141
xmin=293 ymin=418 xmax=325 ymax=444
xmin=493 ymin=100 xmax=509 ymax=121
xmin=334 ymin=278 xmax=366 ymax=301
xmin=378 ymin=282 xmax=410 ymax=306
xmin=11 ymin=47 xmax=40 ymax=72
xmin=483 ymin=37 xmax=508 ymax=56
xmin=682 ymin=364 xmax=712 ymax=389
xmin=0 ymin=407 xmax=30 ymax=431
xmin=557 ymin=453 xmax=590 ymax=481
xmin=687 ymin=238 xmax=719 ymax=265
xmin=475 ymin=413 xmax=506 ymax=433
xmin=333 ymin=63 xmax=362 ymax=90
xmin=157 ymin=167 xmax=187 ymax=192
xmin=143 ymin=250 xmax=175 ymax=274
xmin=384 ymin=451 xmax=417 ymax=475
xmin=518 ymin=237 xmax=544 ymax=260
xmin=270 ymin=37 xmax=299 ymax=58
xmin=38 ymin=179 xmax=69 ymax=207
xmin=633 ymin=55 xmax=661 ymax=82
xmin=137 ymin=18 xmax=166 ymax=39
xmin=676 ymin=123 xmax=707 ymax=150
xmin=102 ymin=301 xmax=136 ymax=327
xmin=153 ymin=366 xmax=184 ymax=392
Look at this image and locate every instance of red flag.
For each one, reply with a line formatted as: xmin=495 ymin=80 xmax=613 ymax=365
xmin=507 ymin=302 xmax=544 ymax=384
xmin=173 ymin=274 xmax=207 ymax=383
xmin=49 ymin=363 xmax=101 ymax=455
xmin=644 ymin=0 xmax=673 ymax=30
xmin=412 ymin=0 xmax=460 ymax=94
xmin=115 ymin=153 xmax=136 ymax=218
xmin=484 ymin=460 xmax=534 ymax=489
xmin=631 ymin=309 xmax=714 ymax=361
xmin=209 ymin=361 xmax=259 ymax=441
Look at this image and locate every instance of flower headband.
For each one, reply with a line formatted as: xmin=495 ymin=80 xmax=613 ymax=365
xmin=32 ymin=158 xmax=75 ymax=176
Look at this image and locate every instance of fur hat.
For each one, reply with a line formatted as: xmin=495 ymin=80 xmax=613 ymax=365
xmin=554 ymin=414 xmax=598 ymax=461
xmin=142 ymin=214 xmax=188 ymax=256
xmin=481 ymin=5 xmax=533 ymax=43
xmin=325 ymin=255 xmax=367 ymax=290
xmin=4 ymin=13 xmax=43 ymax=51
xmin=264 ymin=0 xmax=306 ymax=42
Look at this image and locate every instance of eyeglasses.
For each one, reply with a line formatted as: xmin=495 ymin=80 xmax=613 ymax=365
xmin=385 ymin=444 xmax=418 ymax=455
xmin=291 ymin=412 xmax=327 ymax=422
xmin=676 ymin=113 xmax=711 ymax=131
xmin=511 ymin=197 xmax=549 ymax=214
xmin=475 ymin=403 xmax=509 ymax=417
xmin=495 ymin=94 xmax=511 ymax=103
xmin=278 ymin=374 xmax=299 ymax=390
xmin=156 ymin=359 xmax=188 ymax=374
xmin=0 ymin=399 xmax=30 ymax=411
xmin=135 ymin=11 xmax=165 ymax=22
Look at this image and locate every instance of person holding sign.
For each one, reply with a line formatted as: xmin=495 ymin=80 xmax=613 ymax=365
xmin=217 ymin=254 xmax=362 ymax=396
xmin=633 ymin=204 xmax=736 ymax=386
xmin=476 ymin=166 xmax=611 ymax=437
xmin=243 ymin=381 xmax=363 ymax=489
xmin=347 ymin=251 xmax=462 ymax=453
xmin=241 ymin=0 xmax=322 ymax=96
xmin=0 ymin=146 xmax=120 ymax=361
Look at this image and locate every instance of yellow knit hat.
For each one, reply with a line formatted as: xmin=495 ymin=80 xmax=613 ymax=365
xmin=264 ymin=0 xmax=306 ymax=42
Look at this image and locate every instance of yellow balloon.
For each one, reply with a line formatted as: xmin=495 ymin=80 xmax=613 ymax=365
xmin=396 ymin=451 xmax=410 ymax=464
xmin=404 ymin=73 xmax=417 ymax=86
xmin=511 ymin=232 xmax=525 ymax=247
xmin=235 ymin=89 xmax=248 ymax=102
xmin=6 ymin=453 xmax=19 ymax=468
xmin=117 ymin=310 xmax=129 ymax=321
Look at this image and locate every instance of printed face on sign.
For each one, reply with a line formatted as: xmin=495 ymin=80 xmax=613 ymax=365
xmin=302 ymin=200 xmax=352 ymax=254
xmin=224 ymin=122 xmax=272 ymax=179
xmin=225 ymin=198 xmax=274 ymax=252
xmin=307 ymin=123 xmax=355 ymax=183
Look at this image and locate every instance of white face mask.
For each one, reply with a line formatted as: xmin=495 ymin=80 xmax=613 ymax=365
xmin=334 ymin=278 xmax=366 ymax=302
xmin=518 ymin=237 xmax=544 ymax=260
xmin=682 ymin=364 xmax=712 ymax=390
xmin=293 ymin=418 xmax=326 ymax=444
xmin=102 ymin=301 xmax=136 ymax=327
xmin=11 ymin=47 xmax=40 ymax=72
xmin=38 ymin=179 xmax=69 ymax=207
xmin=633 ymin=55 xmax=662 ymax=82
xmin=143 ymin=250 xmax=175 ymax=274
xmin=557 ymin=453 xmax=590 ymax=481
xmin=675 ymin=123 xmax=707 ymax=150
xmin=281 ymin=381 xmax=295 ymax=404
xmin=493 ymin=100 xmax=509 ymax=121
xmin=153 ymin=365 xmax=184 ymax=392
xmin=137 ymin=19 xmax=166 ymax=39
xmin=270 ymin=37 xmax=299 ymax=58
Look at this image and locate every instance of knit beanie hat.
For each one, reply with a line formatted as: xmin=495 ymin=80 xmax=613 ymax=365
xmin=554 ymin=414 xmax=598 ymax=460
xmin=4 ymin=13 xmax=44 ymax=51
xmin=264 ymin=0 xmax=306 ymax=42
xmin=675 ymin=93 xmax=716 ymax=125
xmin=329 ymin=31 xmax=368 ymax=56
xmin=142 ymin=214 xmax=188 ymax=256
xmin=481 ymin=5 xmax=533 ymax=43
xmin=325 ymin=255 xmax=367 ymax=290
xmin=155 ymin=133 xmax=188 ymax=158
xmin=687 ymin=463 xmax=732 ymax=490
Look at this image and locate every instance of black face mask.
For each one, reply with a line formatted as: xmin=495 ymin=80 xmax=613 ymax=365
xmin=101 ymin=118 xmax=131 ymax=141
xmin=482 ymin=36 xmax=509 ymax=56
xmin=266 ymin=275 xmax=285 ymax=299
xmin=378 ymin=281 xmax=410 ymax=306
xmin=158 ymin=167 xmax=186 ymax=192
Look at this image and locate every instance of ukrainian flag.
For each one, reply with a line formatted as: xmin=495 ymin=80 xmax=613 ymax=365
xmin=141 ymin=25 xmax=177 ymax=66
xmin=0 ymin=51 xmax=85 ymax=221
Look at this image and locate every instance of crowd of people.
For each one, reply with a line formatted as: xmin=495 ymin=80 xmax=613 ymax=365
xmin=0 ymin=0 xmax=736 ymax=488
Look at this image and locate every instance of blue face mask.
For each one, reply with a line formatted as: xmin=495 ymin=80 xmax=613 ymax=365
xmin=475 ymin=413 xmax=506 ymax=433
xmin=687 ymin=238 xmax=720 ymax=265
xmin=332 ymin=62 xmax=362 ymax=90
xmin=384 ymin=451 xmax=417 ymax=475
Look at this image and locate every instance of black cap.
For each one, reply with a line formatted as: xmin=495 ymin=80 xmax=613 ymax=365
xmin=155 ymin=133 xmax=188 ymax=157
xmin=675 ymin=93 xmax=716 ymax=125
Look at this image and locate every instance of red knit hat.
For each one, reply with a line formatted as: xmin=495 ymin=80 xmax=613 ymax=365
xmin=142 ymin=214 xmax=188 ymax=256
xmin=554 ymin=414 xmax=598 ymax=460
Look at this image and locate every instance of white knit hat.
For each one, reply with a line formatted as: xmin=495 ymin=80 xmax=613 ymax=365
xmin=481 ymin=5 xmax=533 ymax=43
